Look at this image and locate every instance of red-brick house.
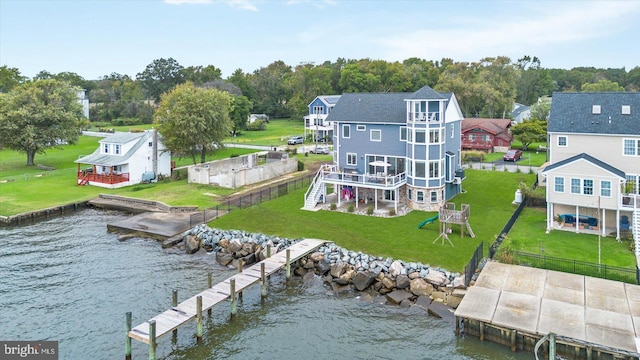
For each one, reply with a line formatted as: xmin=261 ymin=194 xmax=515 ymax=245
xmin=461 ymin=118 xmax=513 ymax=153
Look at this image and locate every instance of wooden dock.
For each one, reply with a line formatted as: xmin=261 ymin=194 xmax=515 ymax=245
xmin=127 ymin=238 xmax=328 ymax=346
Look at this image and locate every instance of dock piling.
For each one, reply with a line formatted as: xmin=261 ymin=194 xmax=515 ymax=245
xmin=479 ymin=321 xmax=484 ymax=341
xmin=172 ymin=290 xmax=178 ymax=338
xmin=125 ymin=312 xmax=132 ymax=360
xmin=196 ymin=296 xmax=203 ymax=344
xmin=149 ymin=320 xmax=156 ymax=360
xmin=510 ymin=329 xmax=517 ymax=352
xmin=207 ymin=273 xmax=213 ymax=316
xmin=238 ymin=260 xmax=244 ymax=299
xmin=549 ymin=333 xmax=556 ymax=360
xmin=230 ymin=278 xmax=237 ymax=319
xmin=260 ymin=263 xmax=266 ymax=299
xmin=267 ymin=245 xmax=271 ymax=258
xmin=285 ymin=249 xmax=291 ymax=280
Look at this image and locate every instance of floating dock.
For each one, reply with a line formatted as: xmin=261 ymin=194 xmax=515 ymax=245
xmin=126 ymin=238 xmax=329 ymax=358
xmin=455 ymin=262 xmax=640 ymax=359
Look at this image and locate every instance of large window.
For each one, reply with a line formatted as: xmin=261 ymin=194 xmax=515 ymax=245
xmin=313 ymin=105 xmax=323 ymax=114
xmin=370 ymin=129 xmax=381 ymax=142
xmin=554 ymin=177 xmax=564 ymax=192
xmin=429 ymin=160 xmax=440 ymax=178
xmin=558 ymin=136 xmax=567 ymax=147
xmin=583 ymin=179 xmax=593 ymax=195
xmin=624 ymin=139 xmax=639 ymax=156
xmin=342 ymin=124 xmax=350 ymax=138
xmin=400 ymin=127 xmax=407 ymax=141
xmin=429 ymin=129 xmax=440 ymax=143
xmin=415 ymin=161 xmax=426 ymax=178
xmin=346 ymin=152 xmax=357 ymax=166
xmin=570 ymin=178 xmax=580 ymax=194
xmin=601 ymin=180 xmax=611 ymax=197
xmin=415 ymin=130 xmax=426 ymax=143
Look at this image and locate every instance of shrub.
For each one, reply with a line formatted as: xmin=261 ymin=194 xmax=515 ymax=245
xmin=230 ymin=154 xmax=239 ymax=158
xmin=462 ymin=150 xmax=485 ymax=162
xmin=330 ymin=203 xmax=337 ymax=210
xmin=366 ymin=205 xmax=374 ymax=215
xmin=347 ymin=204 xmax=354 ymax=212
xmin=297 ymin=160 xmax=304 ymax=171
xmin=246 ymin=119 xmax=267 ymax=131
xmin=388 ymin=209 xmax=396 ymax=216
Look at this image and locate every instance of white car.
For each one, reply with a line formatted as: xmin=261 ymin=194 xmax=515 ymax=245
xmin=287 ymin=136 xmax=304 ymax=145
xmin=309 ymin=145 xmax=330 ymax=154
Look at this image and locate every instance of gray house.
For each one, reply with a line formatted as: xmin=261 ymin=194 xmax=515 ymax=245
xmin=541 ymin=92 xmax=640 ymax=247
xmin=303 ymin=85 xmax=465 ymax=213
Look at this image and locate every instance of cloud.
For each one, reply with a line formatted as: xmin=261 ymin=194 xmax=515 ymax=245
xmin=163 ymin=0 xmax=258 ymax=11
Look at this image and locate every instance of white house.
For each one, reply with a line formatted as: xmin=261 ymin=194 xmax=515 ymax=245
xmin=75 ymin=130 xmax=171 ymax=188
xmin=77 ymin=89 xmax=89 ymax=119
xmin=541 ymin=92 xmax=640 ymax=248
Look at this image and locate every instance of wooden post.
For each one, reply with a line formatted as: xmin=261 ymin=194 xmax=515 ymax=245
xmin=285 ymin=249 xmax=291 ymax=280
xmin=586 ymin=346 xmax=593 ymax=360
xmin=549 ymin=332 xmax=556 ymax=360
xmin=149 ymin=320 xmax=156 ymax=360
xmin=207 ymin=273 xmax=213 ymax=315
xmin=238 ymin=260 xmax=243 ymax=299
xmin=510 ymin=329 xmax=517 ymax=352
xmin=260 ymin=263 xmax=266 ymax=299
xmin=455 ymin=316 xmax=460 ymax=335
xmin=172 ymin=290 xmax=178 ymax=337
xmin=196 ymin=296 xmax=203 ymax=344
xmin=125 ymin=312 xmax=132 ymax=360
xmin=479 ymin=321 xmax=485 ymax=341
xmin=267 ymin=245 xmax=271 ymax=258
xmin=230 ymin=278 xmax=237 ymax=319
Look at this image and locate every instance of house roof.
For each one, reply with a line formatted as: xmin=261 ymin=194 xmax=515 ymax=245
xmin=541 ymin=153 xmax=625 ymax=178
xmin=327 ymin=85 xmax=450 ymax=124
xmin=548 ymin=92 xmax=640 ymax=135
xmin=511 ymin=103 xmax=530 ymax=118
xmin=462 ymin=118 xmax=512 ymax=134
xmin=76 ymin=132 xmax=152 ymax=166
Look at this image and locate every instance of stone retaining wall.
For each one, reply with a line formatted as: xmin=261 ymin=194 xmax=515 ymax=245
xmin=0 ymin=201 xmax=89 ymax=227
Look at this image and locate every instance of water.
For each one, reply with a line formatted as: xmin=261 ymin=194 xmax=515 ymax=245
xmin=0 ymin=209 xmax=532 ymax=359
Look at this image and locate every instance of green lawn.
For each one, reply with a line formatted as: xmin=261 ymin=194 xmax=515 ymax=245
xmin=501 ymin=207 xmax=635 ymax=268
xmin=225 ymin=118 xmax=304 ymax=146
xmin=211 ymin=169 xmax=535 ymax=272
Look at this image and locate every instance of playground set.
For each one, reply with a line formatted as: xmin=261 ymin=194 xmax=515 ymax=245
xmin=419 ymin=202 xmax=475 ymax=247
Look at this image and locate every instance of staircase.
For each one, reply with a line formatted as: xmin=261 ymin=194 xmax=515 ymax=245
xmin=78 ymin=175 xmax=90 ymax=186
xmin=634 ymin=209 xmax=640 ymax=256
xmin=303 ymin=169 xmax=324 ymax=209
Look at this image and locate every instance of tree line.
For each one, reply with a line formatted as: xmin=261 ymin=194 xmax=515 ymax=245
xmin=1 ymin=55 xmax=639 ymax=123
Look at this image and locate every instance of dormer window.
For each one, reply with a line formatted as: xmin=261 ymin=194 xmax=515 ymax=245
xmin=592 ymin=105 xmax=601 ymax=114
xmin=622 ymin=105 xmax=631 ymax=115
xmin=103 ymin=143 xmax=109 ymax=153
xmin=115 ymin=144 xmax=121 ymax=155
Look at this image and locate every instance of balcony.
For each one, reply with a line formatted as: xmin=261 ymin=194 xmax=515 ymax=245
xmin=621 ymin=194 xmax=640 ymax=209
xmin=78 ymin=171 xmax=130 ymax=185
xmin=318 ymin=164 xmax=406 ymax=189
xmin=409 ymin=111 xmax=440 ymax=123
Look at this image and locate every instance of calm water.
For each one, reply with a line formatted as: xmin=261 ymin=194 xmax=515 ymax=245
xmin=0 ymin=209 xmax=532 ymax=359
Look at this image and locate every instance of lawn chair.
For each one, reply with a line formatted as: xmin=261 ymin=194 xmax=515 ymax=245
xmin=620 ymin=215 xmax=630 ymax=231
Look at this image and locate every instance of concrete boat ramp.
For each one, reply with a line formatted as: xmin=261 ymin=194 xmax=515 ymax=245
xmin=455 ymin=262 xmax=640 ymax=358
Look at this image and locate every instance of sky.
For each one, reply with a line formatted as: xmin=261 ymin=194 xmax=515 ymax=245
xmin=1 ymin=0 xmax=639 ymax=81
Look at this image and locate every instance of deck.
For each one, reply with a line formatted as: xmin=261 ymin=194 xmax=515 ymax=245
xmin=128 ymin=238 xmax=329 ymax=344
xmin=455 ymin=262 xmax=640 ymax=357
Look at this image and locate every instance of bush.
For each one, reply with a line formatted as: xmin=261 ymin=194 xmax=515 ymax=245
xmin=347 ymin=204 xmax=354 ymax=212
xmin=330 ymin=203 xmax=337 ymax=210
xmin=297 ymin=160 xmax=304 ymax=171
xmin=246 ymin=119 xmax=267 ymax=131
xmin=388 ymin=209 xmax=396 ymax=216
xmin=366 ymin=205 xmax=374 ymax=215
xmin=230 ymin=154 xmax=239 ymax=158
xmin=462 ymin=150 xmax=485 ymax=162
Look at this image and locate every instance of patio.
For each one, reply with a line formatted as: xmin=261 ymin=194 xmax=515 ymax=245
xmin=311 ymin=193 xmax=411 ymax=217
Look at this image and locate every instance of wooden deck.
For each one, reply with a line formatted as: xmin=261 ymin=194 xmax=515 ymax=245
xmin=128 ymin=238 xmax=329 ymax=344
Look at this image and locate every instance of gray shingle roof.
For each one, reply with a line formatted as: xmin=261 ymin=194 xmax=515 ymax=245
xmin=541 ymin=152 xmax=625 ymax=178
xmin=99 ymin=132 xmax=146 ymax=144
xmin=76 ymin=132 xmax=151 ymax=166
xmin=319 ymin=95 xmax=341 ymax=105
xmin=548 ymin=92 xmax=640 ymax=135
xmin=326 ymin=86 xmax=449 ymax=124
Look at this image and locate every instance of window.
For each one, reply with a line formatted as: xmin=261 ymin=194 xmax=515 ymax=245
xmin=416 ymin=190 xmax=424 ymax=203
xmin=622 ymin=105 xmax=631 ymax=115
xmin=148 ymin=141 xmax=153 ymax=147
xmin=115 ymin=144 xmax=121 ymax=155
xmin=482 ymin=134 xmax=490 ymax=142
xmin=103 ymin=143 xmax=109 ymax=153
xmin=558 ymin=136 xmax=567 ymax=147
xmin=313 ymin=105 xmax=323 ymax=114
xmin=406 ymin=160 xmax=412 ymax=176
xmin=357 ymin=125 xmax=366 ymax=131
xmin=429 ymin=129 xmax=440 ymax=143
xmin=468 ymin=134 xmax=476 ymax=141
xmin=583 ymin=179 xmax=593 ymax=195
xmin=601 ymin=180 xmax=611 ymax=197
xmin=450 ymin=124 xmax=454 ymax=138
xmin=626 ymin=175 xmax=638 ymax=194
xmin=430 ymin=191 xmax=437 ymax=203
xmin=346 ymin=153 xmax=357 ymax=166
xmin=415 ymin=161 xmax=426 ymax=178
xmin=624 ymin=139 xmax=637 ymax=156
xmin=407 ymin=188 xmax=412 ymax=200
xmin=429 ymin=160 xmax=440 ymax=178
xmin=370 ymin=129 xmax=381 ymax=142
xmin=554 ymin=177 xmax=564 ymax=192
xmin=570 ymin=178 xmax=580 ymax=194
xmin=415 ymin=130 xmax=426 ymax=143
xmin=400 ymin=127 xmax=407 ymax=141
xmin=342 ymin=124 xmax=350 ymax=138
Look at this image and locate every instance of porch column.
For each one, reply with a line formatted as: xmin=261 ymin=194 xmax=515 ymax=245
xmin=602 ymin=209 xmax=606 ymax=236
xmin=575 ymin=205 xmax=579 ymax=233
xmin=546 ymin=202 xmax=552 ymax=233
xmin=394 ymin=188 xmax=398 ymax=214
xmin=616 ymin=209 xmax=620 ymax=240
xmin=355 ymin=187 xmax=359 ymax=209
xmin=374 ymin=189 xmax=378 ymax=211
xmin=337 ymin=185 xmax=341 ymax=207
xmin=110 ymin=166 xmax=114 ymax=184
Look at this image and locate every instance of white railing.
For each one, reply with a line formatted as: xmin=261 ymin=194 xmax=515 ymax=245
xmin=409 ymin=111 xmax=440 ymax=122
xmin=318 ymin=164 xmax=406 ymax=188
xmin=621 ymin=194 xmax=640 ymax=209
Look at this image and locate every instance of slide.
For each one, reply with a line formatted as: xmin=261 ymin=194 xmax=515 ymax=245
xmin=418 ymin=214 xmax=439 ymax=229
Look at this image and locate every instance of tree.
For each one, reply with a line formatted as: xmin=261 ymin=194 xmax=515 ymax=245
xmin=182 ymin=65 xmax=222 ymax=85
xmin=510 ymin=119 xmax=547 ymax=151
xmin=0 ymin=79 xmax=83 ymax=166
xmin=136 ymin=58 xmax=185 ymax=103
xmin=581 ymin=79 xmax=625 ymax=92
xmin=155 ymin=82 xmax=232 ymax=164
xmin=0 ymin=66 xmax=26 ymax=93
xmin=529 ymin=97 xmax=552 ymax=121
xmin=515 ymin=56 xmax=555 ymax=105
xmin=229 ymin=95 xmax=253 ymax=135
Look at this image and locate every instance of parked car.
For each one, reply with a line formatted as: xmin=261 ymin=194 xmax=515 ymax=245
xmin=309 ymin=145 xmax=330 ymax=154
xmin=287 ymin=136 xmax=304 ymax=145
xmin=503 ymin=149 xmax=523 ymax=161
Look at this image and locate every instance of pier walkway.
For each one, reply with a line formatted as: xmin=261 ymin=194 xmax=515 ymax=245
xmin=455 ymin=262 xmax=640 ymax=358
xmin=128 ymin=238 xmax=328 ymax=345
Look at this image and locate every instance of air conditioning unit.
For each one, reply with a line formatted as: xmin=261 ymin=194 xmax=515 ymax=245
xmin=452 ymin=177 xmax=462 ymax=185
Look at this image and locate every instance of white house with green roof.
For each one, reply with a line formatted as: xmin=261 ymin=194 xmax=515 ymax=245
xmin=75 ymin=130 xmax=171 ymax=188
xmin=303 ymin=85 xmax=465 ymax=213
xmin=541 ymin=92 xmax=640 ymax=247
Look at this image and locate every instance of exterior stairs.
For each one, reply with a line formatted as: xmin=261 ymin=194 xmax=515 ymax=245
xmin=303 ymin=170 xmax=324 ymax=209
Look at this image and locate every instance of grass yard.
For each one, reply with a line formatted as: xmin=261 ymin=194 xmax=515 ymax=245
xmin=211 ymin=169 xmax=535 ymax=272
xmin=500 ymin=207 xmax=635 ymax=268
xmin=225 ymin=118 xmax=304 ymax=146
xmin=482 ymin=150 xmax=548 ymax=166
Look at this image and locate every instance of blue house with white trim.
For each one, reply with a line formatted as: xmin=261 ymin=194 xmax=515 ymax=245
xmin=303 ymin=95 xmax=341 ymax=142
xmin=303 ymin=85 xmax=465 ymax=213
